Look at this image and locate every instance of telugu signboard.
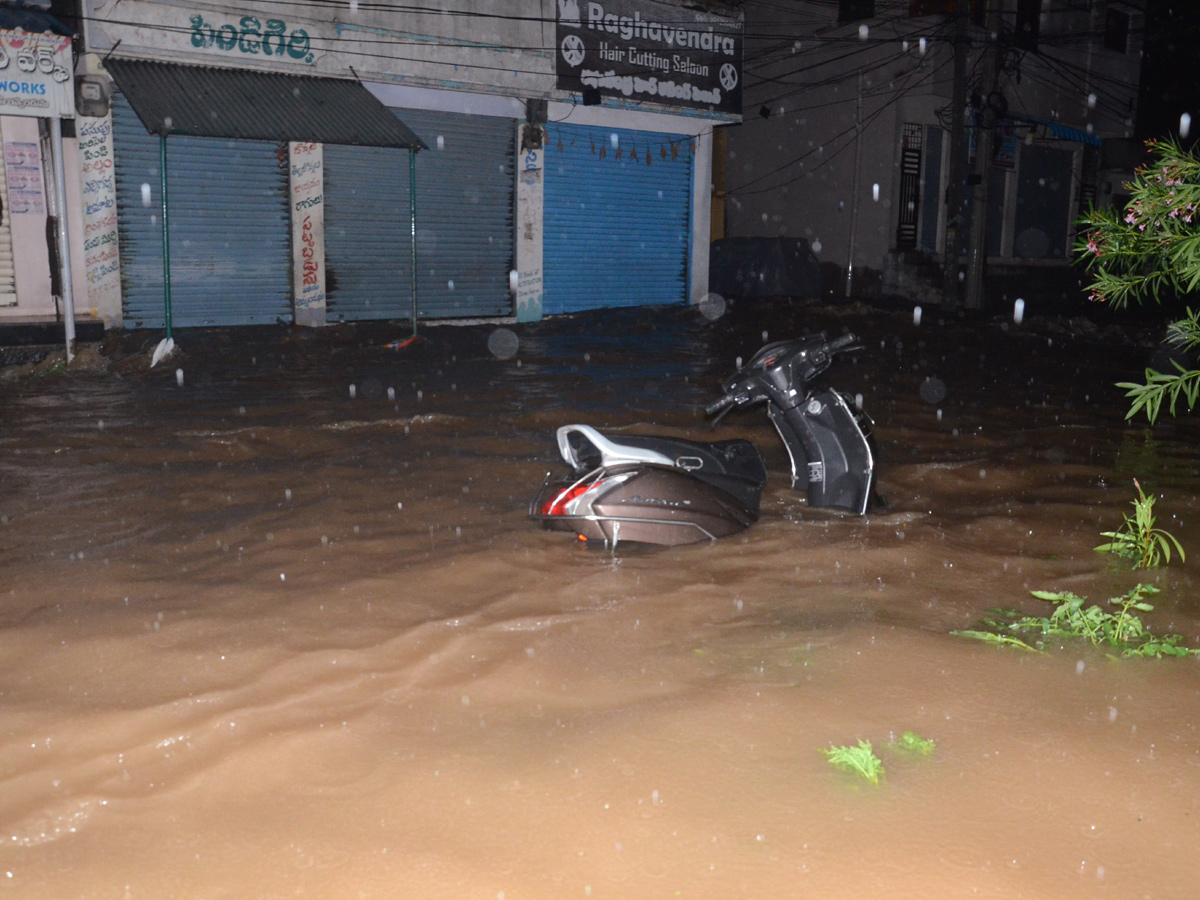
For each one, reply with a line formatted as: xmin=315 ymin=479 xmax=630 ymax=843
xmin=556 ymin=0 xmax=742 ymax=116
xmin=0 ymin=29 xmax=74 ymax=118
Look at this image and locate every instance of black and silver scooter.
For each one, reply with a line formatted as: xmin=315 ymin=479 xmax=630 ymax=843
xmin=530 ymin=332 xmax=876 ymax=547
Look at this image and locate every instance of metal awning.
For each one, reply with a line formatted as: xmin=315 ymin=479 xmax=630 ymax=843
xmin=1005 ymin=114 xmax=1103 ymax=148
xmin=103 ymin=58 xmax=425 ymax=150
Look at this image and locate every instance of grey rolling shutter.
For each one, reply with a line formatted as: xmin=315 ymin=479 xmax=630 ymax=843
xmin=112 ymin=93 xmax=292 ymax=328
xmin=323 ymin=108 xmax=515 ymax=321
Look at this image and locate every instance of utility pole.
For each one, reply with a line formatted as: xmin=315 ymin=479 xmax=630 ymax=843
xmin=964 ymin=0 xmax=1003 ymax=310
xmin=846 ymin=71 xmax=864 ymax=297
xmin=941 ymin=0 xmax=970 ymax=309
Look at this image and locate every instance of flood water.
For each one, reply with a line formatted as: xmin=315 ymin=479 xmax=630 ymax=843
xmin=2 ymin=299 xmax=1199 ymax=899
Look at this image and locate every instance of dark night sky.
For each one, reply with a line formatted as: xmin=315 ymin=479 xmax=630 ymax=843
xmin=1136 ymin=0 xmax=1200 ymax=141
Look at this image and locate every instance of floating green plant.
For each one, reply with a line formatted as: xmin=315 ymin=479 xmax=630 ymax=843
xmin=820 ymin=739 xmax=884 ymax=784
xmin=888 ymin=730 xmax=936 ymax=756
xmin=953 ymin=584 xmax=1200 ymax=659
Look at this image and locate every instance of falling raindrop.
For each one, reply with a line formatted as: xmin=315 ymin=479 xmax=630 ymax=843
xmin=697 ymin=293 xmax=726 ymax=320
xmin=97 ymin=420 xmax=104 ymax=430
xmin=920 ymin=376 xmax=947 ymax=404
xmin=140 ymin=183 xmax=152 ymax=206
xmin=1014 ymin=298 xmax=1025 ymax=324
xmin=1087 ymin=93 xmax=1097 ymax=109
xmin=163 ymin=116 xmax=173 ymax=130
xmin=736 ymin=356 xmax=743 ymax=368
xmin=854 ymin=393 xmax=863 ymax=409
xmin=280 ymin=573 xmax=286 ymax=581
xmin=913 ymin=306 xmax=922 ymax=325
xmin=610 ymin=133 xmax=619 ymax=149
xmin=811 ymin=239 xmax=822 ymax=252
xmin=436 ymin=135 xmax=445 ymax=150
xmin=285 ymin=488 xmax=292 ymax=501
xmin=872 ymin=183 xmax=880 ymax=201
xmin=792 ymin=40 xmax=802 ymax=52
xmin=1181 ymin=112 xmax=1192 ymax=139
xmin=175 ymin=368 xmax=184 ymax=387
xmin=447 ymin=279 xmax=455 ymax=291
xmin=487 ymin=328 xmax=519 ymax=359
xmin=919 ymin=37 xmax=927 ymax=55
xmin=349 ymin=384 xmax=357 ymax=399
xmin=957 ymin=270 xmax=965 ymax=282
xmin=417 ymin=389 xmax=423 ymax=401
xmin=397 ymin=502 xmax=403 ymax=510
xmin=350 ymin=0 xmax=358 ymax=10
xmin=858 ymin=24 xmax=869 ymax=40
xmin=936 ymin=409 xmax=943 ymax=421
xmin=509 ymin=269 xmax=519 ymax=293
xmin=902 ymin=40 xmax=909 ymax=52
xmin=1075 ymin=660 xmax=1086 ymax=676
xmin=387 ymin=386 xmax=395 ymax=401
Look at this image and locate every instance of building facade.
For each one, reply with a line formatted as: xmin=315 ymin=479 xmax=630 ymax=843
xmin=722 ymin=0 xmax=1142 ymax=304
xmin=72 ymin=0 xmax=743 ymax=329
xmin=0 ymin=5 xmax=91 ymax=332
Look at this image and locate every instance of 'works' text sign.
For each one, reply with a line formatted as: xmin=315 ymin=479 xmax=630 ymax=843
xmin=556 ymin=0 xmax=742 ymax=117
xmin=0 ymin=30 xmax=74 ymax=118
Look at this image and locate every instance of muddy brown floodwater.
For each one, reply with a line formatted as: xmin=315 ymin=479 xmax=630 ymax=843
xmin=2 ymin=300 xmax=1199 ymax=899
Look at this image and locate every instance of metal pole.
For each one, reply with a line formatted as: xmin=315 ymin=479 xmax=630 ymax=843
xmin=941 ymin=0 xmax=970 ymax=309
xmin=409 ymin=148 xmax=418 ymax=337
xmin=845 ymin=71 xmax=863 ymax=298
xmin=49 ymin=117 xmax=76 ymax=363
xmin=159 ymin=135 xmax=173 ymax=340
xmin=964 ymin=0 xmax=1002 ymax=310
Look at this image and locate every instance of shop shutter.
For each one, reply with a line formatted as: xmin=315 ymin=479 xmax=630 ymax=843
xmin=543 ymin=123 xmax=693 ymax=315
xmin=323 ymin=108 xmax=515 ymax=321
xmin=112 ymin=93 xmax=292 ymax=328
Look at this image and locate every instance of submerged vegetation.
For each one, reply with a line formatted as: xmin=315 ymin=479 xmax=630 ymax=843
xmin=888 ymin=730 xmax=936 ymax=756
xmin=1095 ymin=479 xmax=1186 ymax=569
xmin=953 ymin=584 xmax=1200 ymax=659
xmin=820 ymin=740 xmax=884 ymax=784
xmin=820 ymin=731 xmax=936 ymax=784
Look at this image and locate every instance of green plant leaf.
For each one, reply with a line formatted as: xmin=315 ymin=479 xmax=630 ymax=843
xmin=889 ymin=730 xmax=936 ymax=756
xmin=821 ymin=740 xmax=884 ymax=784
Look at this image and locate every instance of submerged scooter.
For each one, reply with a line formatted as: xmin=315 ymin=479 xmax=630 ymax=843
xmin=530 ymin=332 xmax=875 ymax=547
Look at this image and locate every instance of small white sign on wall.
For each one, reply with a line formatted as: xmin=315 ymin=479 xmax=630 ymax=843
xmin=289 ymin=141 xmax=326 ymax=326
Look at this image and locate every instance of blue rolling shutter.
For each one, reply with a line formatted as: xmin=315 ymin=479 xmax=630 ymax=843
xmin=543 ymin=123 xmax=693 ymax=315
xmin=111 ymin=93 xmax=291 ymax=328
xmin=323 ymin=108 xmax=515 ymax=321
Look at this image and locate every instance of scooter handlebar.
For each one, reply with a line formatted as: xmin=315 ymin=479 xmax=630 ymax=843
xmin=705 ymin=393 xmax=738 ymax=417
xmin=826 ymin=332 xmax=859 ymax=353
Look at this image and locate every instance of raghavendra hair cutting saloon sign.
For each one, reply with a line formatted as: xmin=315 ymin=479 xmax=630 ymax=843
xmin=555 ymin=0 xmax=742 ymax=117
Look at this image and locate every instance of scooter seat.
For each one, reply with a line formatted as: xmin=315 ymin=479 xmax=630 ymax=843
xmin=556 ymin=425 xmax=767 ymax=486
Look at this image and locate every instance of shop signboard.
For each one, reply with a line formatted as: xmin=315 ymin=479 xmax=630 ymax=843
xmin=555 ymin=0 xmax=742 ymax=116
xmin=0 ymin=29 xmax=74 ymax=118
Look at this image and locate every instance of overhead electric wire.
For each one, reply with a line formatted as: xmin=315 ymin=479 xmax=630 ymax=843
xmin=729 ymin=50 xmax=952 ymax=197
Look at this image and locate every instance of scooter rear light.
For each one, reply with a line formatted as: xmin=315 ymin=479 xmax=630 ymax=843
xmin=541 ymin=479 xmax=606 ymax=516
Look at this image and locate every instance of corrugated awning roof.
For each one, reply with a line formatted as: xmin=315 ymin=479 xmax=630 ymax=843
xmin=1005 ymin=114 xmax=1103 ymax=148
xmin=104 ymin=58 xmax=425 ymax=150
